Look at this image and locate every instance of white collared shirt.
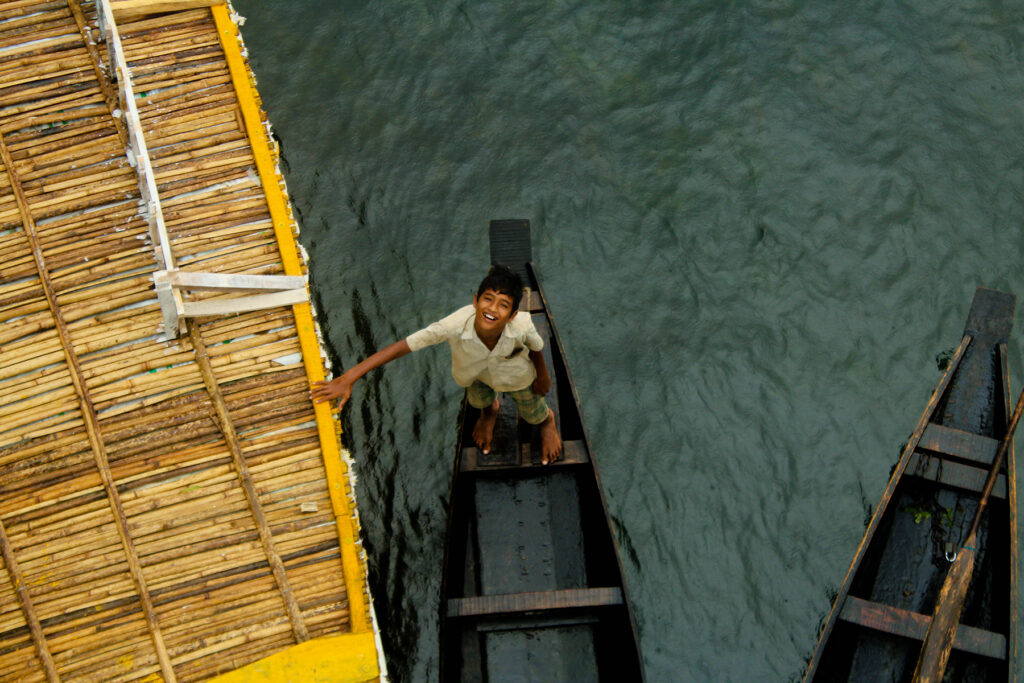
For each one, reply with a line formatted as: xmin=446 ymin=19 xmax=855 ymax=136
xmin=406 ymin=304 xmax=544 ymax=391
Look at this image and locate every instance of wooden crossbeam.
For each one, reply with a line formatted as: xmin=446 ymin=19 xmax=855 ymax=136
xmin=918 ymin=423 xmax=1001 ymax=468
xmin=908 ymin=452 xmax=1007 ymax=500
xmin=180 ymin=289 xmax=308 ymax=317
xmin=154 ymin=270 xmax=308 ymax=334
xmin=165 ymin=271 xmax=305 ymax=292
xmin=461 ymin=440 xmax=588 ymax=472
xmin=94 ymin=2 xmax=309 ymax=340
xmin=839 ymin=595 xmax=1006 ymax=660
xmin=447 ymin=587 xmax=623 ymax=619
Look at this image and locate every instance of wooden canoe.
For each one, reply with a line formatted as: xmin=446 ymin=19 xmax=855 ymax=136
xmin=804 ymin=287 xmax=1018 ymax=682
xmin=438 ymin=219 xmax=645 ymax=682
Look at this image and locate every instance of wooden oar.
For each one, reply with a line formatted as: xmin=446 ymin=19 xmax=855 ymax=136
xmin=911 ymin=385 xmax=1024 ymax=683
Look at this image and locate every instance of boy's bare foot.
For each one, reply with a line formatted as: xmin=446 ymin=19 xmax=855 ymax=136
xmin=540 ymin=411 xmax=562 ymax=464
xmin=473 ymin=398 xmax=500 ymax=454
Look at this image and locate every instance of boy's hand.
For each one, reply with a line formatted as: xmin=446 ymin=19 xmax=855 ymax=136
xmin=311 ymin=375 xmax=354 ymax=410
xmin=532 ymin=372 xmax=551 ymax=396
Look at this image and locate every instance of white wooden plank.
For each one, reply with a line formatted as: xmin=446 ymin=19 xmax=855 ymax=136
xmin=169 ymin=271 xmax=305 ymax=292
xmin=98 ymin=0 xmax=174 ymax=271
xmin=181 ymin=289 xmax=308 ymax=317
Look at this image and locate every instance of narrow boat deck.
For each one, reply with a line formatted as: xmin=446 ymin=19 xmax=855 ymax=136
xmin=439 ymin=221 xmax=643 ymax=682
xmin=0 ymin=2 xmax=380 ymax=681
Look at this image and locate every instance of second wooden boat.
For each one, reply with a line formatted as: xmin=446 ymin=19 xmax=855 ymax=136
xmin=804 ymin=287 xmax=1018 ymax=682
xmin=438 ymin=219 xmax=644 ymax=682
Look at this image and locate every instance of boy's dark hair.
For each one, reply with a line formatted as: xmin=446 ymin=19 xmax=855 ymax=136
xmin=476 ymin=265 xmax=523 ymax=310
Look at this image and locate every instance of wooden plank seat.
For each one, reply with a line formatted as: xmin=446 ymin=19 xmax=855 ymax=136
xmin=461 ymin=440 xmax=588 ymax=472
xmin=918 ymin=423 xmax=1001 ymax=467
xmin=447 ymin=587 xmax=624 ymax=619
xmin=906 ymin=452 xmax=1008 ymax=499
xmin=838 ymin=596 xmax=1006 ymax=660
xmin=523 ymin=289 xmax=543 ymax=312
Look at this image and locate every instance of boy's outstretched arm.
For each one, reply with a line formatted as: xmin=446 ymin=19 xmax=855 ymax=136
xmin=311 ymin=339 xmax=411 ymax=410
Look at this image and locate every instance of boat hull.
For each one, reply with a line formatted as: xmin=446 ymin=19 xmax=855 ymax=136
xmin=438 ymin=220 xmax=644 ymax=682
xmin=805 ymin=288 xmax=1017 ymax=682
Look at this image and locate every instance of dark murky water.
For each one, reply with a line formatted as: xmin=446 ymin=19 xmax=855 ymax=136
xmin=233 ymin=1 xmax=1024 ymax=679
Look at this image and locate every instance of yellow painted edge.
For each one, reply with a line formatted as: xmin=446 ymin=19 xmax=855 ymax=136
xmin=211 ymin=4 xmax=372 ymax=635
xmin=207 ymin=633 xmax=380 ymax=683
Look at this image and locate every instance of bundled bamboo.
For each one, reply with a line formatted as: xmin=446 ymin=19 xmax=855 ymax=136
xmin=0 ymin=5 xmax=374 ymax=681
xmin=0 ymin=1 xmax=65 ymax=22
xmin=117 ymin=8 xmax=211 ymax=37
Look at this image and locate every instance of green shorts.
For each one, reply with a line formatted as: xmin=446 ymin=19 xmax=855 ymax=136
xmin=466 ymin=381 xmax=550 ymax=425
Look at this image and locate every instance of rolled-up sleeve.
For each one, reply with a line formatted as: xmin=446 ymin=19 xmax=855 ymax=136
xmin=521 ymin=318 xmax=544 ymax=352
xmin=406 ymin=306 xmax=471 ymax=352
xmin=406 ymin=321 xmax=446 ymax=351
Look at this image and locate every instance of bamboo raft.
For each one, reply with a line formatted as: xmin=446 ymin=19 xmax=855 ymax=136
xmin=0 ymin=1 xmax=381 ymax=681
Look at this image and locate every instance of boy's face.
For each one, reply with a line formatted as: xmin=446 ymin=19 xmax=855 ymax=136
xmin=473 ymin=289 xmax=517 ymax=337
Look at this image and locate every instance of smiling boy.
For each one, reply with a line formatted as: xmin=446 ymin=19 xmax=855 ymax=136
xmin=311 ymin=265 xmax=563 ymax=463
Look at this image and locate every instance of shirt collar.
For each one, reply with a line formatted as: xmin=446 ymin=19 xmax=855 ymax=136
xmin=460 ymin=309 xmax=515 ymax=348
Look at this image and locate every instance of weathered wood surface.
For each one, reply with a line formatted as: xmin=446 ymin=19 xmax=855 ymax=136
xmin=447 ymin=587 xmax=624 ymax=618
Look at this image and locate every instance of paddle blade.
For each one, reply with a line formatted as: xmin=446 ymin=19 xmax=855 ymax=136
xmin=911 ymin=546 xmax=977 ymax=683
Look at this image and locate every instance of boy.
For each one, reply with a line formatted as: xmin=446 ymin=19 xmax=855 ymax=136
xmin=311 ymin=265 xmax=563 ymax=463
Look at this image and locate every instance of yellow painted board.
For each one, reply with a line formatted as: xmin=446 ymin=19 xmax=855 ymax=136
xmin=211 ymin=3 xmax=372 ymax=635
xmin=207 ymin=633 xmax=380 ymax=683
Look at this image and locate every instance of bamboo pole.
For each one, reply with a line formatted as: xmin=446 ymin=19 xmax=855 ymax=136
xmin=42 ymin=225 xmax=146 ymax=258
xmin=0 ymin=8 xmax=71 ymax=35
xmin=146 ymin=110 xmax=237 ymax=140
xmin=0 ymin=521 xmax=59 ymax=682
xmin=0 ymin=414 xmax=84 ymax=453
xmin=186 ymin=321 xmax=308 ymax=643
xmin=0 ymin=54 xmax=94 ymax=95
xmin=134 ymin=81 xmax=233 ymax=114
xmin=116 ymin=8 xmax=210 ymax=36
xmin=0 ymin=1 xmax=66 ymax=21
xmin=17 ymin=152 xmax=128 ymax=187
xmin=128 ymin=43 xmax=222 ymax=73
xmin=7 ymin=119 xmax=116 ymax=155
xmin=0 ymin=108 xmax=109 ymax=139
xmin=0 ymin=34 xmax=82 ymax=68
xmin=0 ymin=24 xmax=76 ymax=53
xmin=0 ymin=68 xmax=96 ymax=106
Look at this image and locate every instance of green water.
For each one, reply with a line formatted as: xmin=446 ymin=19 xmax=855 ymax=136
xmin=233 ymin=1 xmax=1024 ymax=679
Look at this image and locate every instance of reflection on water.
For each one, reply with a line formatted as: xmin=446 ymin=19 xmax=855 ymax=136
xmin=235 ymin=1 xmax=1024 ymax=679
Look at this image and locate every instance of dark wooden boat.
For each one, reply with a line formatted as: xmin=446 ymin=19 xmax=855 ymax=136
xmin=438 ymin=220 xmax=645 ymax=682
xmin=804 ymin=287 xmax=1018 ymax=682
